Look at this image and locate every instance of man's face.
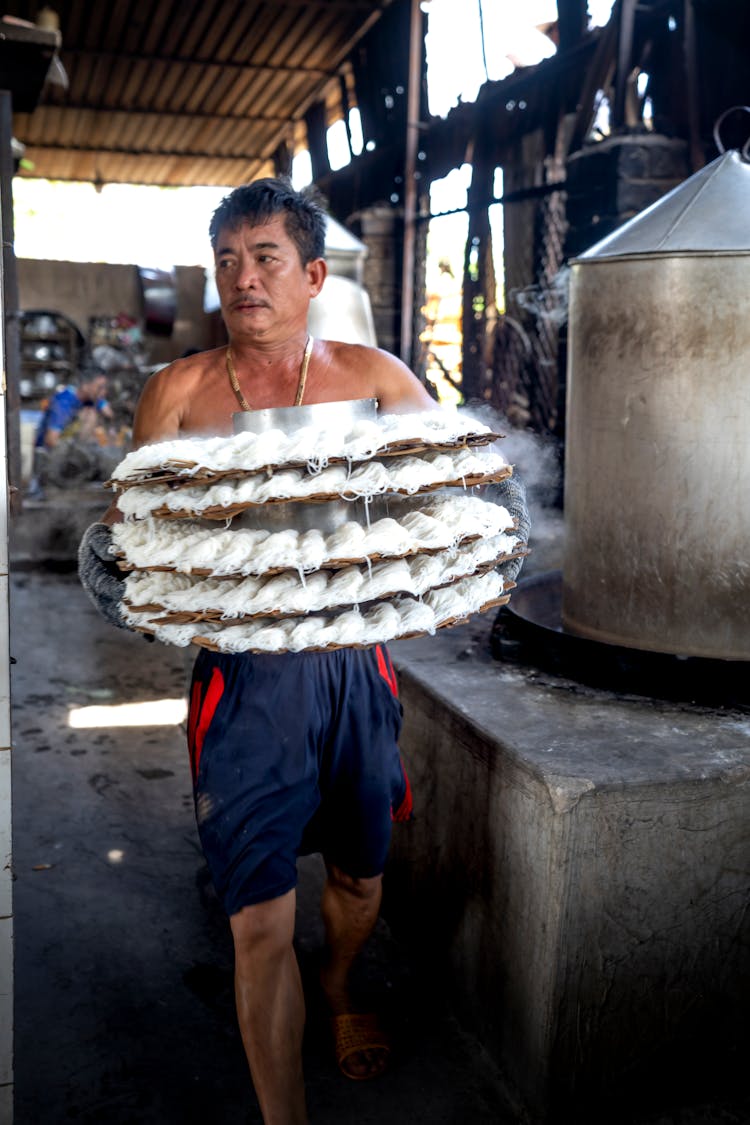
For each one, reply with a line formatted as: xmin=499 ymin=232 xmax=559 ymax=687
xmin=213 ymin=215 xmax=325 ymax=342
xmin=80 ymin=375 xmax=107 ymax=403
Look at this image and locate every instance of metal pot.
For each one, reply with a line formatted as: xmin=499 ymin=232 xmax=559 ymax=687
xmin=562 ymin=151 xmax=750 ymax=660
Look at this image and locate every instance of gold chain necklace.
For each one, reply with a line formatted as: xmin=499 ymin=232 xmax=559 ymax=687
xmin=226 ymin=335 xmax=314 ymax=412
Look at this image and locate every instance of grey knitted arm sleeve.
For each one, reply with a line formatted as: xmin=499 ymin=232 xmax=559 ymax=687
xmin=485 ymin=471 xmax=531 ymax=584
xmin=78 ymin=523 xmax=128 ymax=630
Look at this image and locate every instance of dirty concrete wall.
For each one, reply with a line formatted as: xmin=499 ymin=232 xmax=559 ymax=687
xmin=385 ymin=669 xmax=566 ymax=1112
xmin=17 ymin=259 xmax=213 ymax=365
xmin=385 ymin=649 xmax=750 ymax=1121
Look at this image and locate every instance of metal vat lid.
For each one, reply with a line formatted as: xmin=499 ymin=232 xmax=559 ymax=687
xmin=576 ymin=150 xmax=750 ymax=260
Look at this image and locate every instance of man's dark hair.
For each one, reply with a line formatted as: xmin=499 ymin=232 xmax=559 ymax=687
xmin=77 ymin=368 xmax=107 ymax=388
xmin=209 ymin=177 xmax=327 ymax=265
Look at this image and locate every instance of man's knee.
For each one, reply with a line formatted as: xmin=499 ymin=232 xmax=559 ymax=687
xmin=325 ymin=863 xmax=383 ymax=902
xmin=230 ymin=888 xmax=296 ymax=965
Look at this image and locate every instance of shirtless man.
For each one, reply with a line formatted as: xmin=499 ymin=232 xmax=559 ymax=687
xmin=79 ymin=177 xmax=528 ymax=1125
xmin=79 ymin=177 xmax=440 ymax=1125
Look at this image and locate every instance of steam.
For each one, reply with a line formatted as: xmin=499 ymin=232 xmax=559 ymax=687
xmin=459 ymin=403 xmax=563 ymax=568
xmin=460 ymin=404 xmax=560 ymax=501
xmin=509 ymin=265 xmax=571 ymax=328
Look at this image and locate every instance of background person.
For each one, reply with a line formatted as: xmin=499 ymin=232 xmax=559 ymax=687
xmin=29 ymin=370 xmax=113 ymax=497
xmin=35 ymin=369 xmax=112 ymax=450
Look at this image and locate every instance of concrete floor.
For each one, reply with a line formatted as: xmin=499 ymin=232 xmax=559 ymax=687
xmin=9 ymin=556 xmax=750 ymax=1125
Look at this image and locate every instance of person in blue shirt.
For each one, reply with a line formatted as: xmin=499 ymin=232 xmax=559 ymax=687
xmin=35 ymin=371 xmax=112 ymax=450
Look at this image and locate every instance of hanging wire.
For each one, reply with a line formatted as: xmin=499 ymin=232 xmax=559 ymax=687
xmin=477 ymin=0 xmax=490 ymax=83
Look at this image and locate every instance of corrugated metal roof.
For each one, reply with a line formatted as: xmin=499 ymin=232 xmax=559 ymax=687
xmin=7 ymin=0 xmax=390 ymax=187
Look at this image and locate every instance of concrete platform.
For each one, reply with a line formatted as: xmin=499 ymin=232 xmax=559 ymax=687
xmin=387 ymin=620 xmax=750 ymax=1120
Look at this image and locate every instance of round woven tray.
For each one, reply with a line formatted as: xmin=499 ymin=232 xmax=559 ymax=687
xmin=124 ymin=551 xmax=525 ymax=625
xmin=130 ymin=591 xmax=513 ymax=653
xmin=106 ymin=431 xmax=504 ymax=490
xmin=115 ymin=521 xmax=522 ymax=577
xmin=190 ymin=592 xmax=513 ymax=653
xmin=147 ymin=466 xmax=512 ymax=520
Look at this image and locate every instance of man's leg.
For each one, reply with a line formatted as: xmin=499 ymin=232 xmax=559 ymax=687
xmin=230 ymin=888 xmax=308 ymax=1125
xmin=320 ymin=863 xmax=388 ymax=1078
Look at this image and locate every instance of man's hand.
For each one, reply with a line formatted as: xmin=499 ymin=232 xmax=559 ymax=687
xmin=487 ymin=472 xmax=531 ymax=584
xmin=78 ymin=523 xmax=128 ymax=629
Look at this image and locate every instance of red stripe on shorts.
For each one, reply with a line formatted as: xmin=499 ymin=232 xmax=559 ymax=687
xmin=392 ymin=765 xmax=413 ymax=822
xmin=189 ymin=667 xmax=225 ymax=780
xmin=375 ymin=644 xmax=398 ymax=697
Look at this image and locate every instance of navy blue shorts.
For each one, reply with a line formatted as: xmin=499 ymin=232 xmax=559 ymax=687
xmin=187 ymin=644 xmax=411 ymax=916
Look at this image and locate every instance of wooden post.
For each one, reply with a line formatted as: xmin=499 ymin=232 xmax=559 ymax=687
xmin=304 ymin=100 xmax=331 ymax=182
xmin=612 ymin=0 xmax=637 ymax=130
xmin=273 ymin=139 xmax=292 ymax=178
xmin=556 ymin=0 xmax=588 ymax=51
xmin=683 ymin=0 xmax=703 ymax=172
xmin=399 ymin=0 xmax=422 ymax=367
xmin=0 ymin=91 xmax=21 ymax=512
xmin=461 ymin=121 xmax=496 ymax=403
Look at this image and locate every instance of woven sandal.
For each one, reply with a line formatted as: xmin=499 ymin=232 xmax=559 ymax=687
xmin=331 ymin=1012 xmax=391 ymax=1080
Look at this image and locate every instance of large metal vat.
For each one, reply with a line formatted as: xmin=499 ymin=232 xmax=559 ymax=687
xmin=562 ymin=151 xmax=750 ymax=659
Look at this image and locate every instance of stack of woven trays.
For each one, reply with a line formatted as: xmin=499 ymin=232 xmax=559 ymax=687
xmin=107 ymin=408 xmax=526 ymax=654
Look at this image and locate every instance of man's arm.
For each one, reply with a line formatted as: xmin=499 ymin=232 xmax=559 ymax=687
xmin=44 ymin=427 xmax=63 ymax=450
xmin=486 ymin=473 xmax=530 ymax=584
xmin=81 ymin=360 xmax=190 ymax=624
xmin=131 ymin=362 xmax=186 ymax=446
xmin=78 ymin=522 xmax=130 ymax=628
xmin=372 ymin=349 xmax=530 ymax=579
xmin=365 ymin=348 xmax=437 ymax=414
xmin=100 ymin=358 xmax=192 ymax=522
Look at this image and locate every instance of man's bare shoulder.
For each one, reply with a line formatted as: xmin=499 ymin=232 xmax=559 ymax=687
xmin=134 ymin=347 xmax=227 ymax=444
xmin=322 ymin=340 xmax=436 ymax=413
xmin=324 ymin=340 xmax=399 ymax=370
xmin=148 ymin=347 xmax=225 ymax=393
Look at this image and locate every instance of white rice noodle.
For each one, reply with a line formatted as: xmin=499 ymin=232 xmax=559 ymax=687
xmin=123 ymin=537 xmax=515 ymax=623
xmin=112 ymin=496 xmax=517 ymax=578
xmin=126 ymin=569 xmax=509 ymax=653
xmin=110 ymin=410 xmax=496 ymax=483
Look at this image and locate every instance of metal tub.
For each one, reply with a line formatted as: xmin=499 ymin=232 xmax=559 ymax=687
xmin=562 ymin=153 xmax=750 ymax=659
